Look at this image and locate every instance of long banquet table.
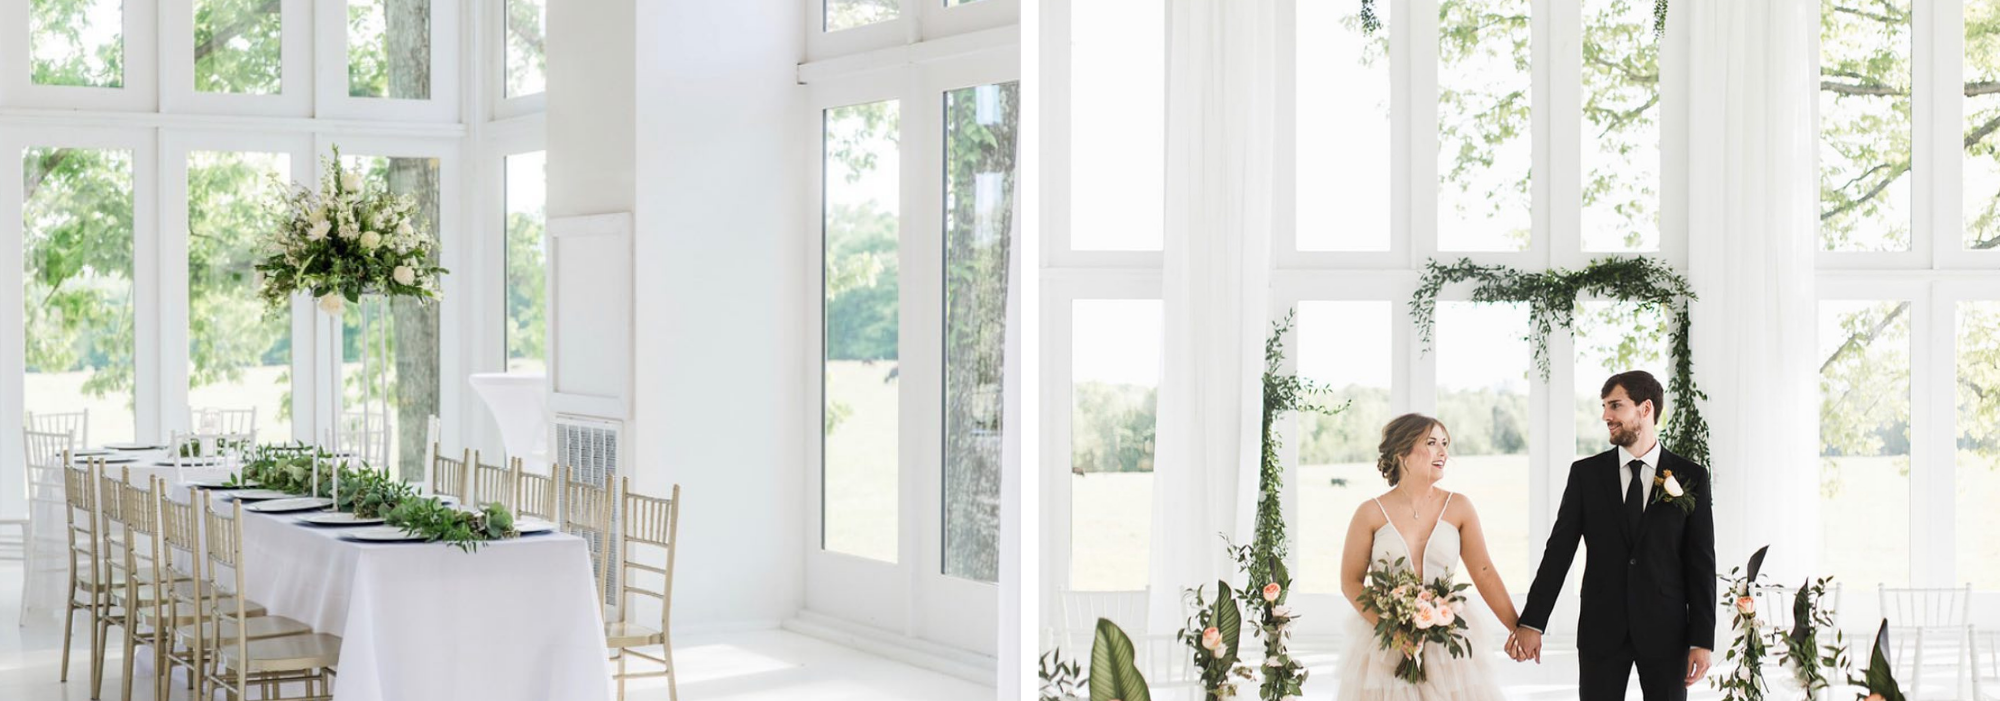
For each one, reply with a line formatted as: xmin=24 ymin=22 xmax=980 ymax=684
xmin=93 ymin=453 xmax=614 ymax=701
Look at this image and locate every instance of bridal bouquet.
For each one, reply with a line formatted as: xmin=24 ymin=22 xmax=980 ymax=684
xmin=1355 ymin=557 xmax=1473 ymax=684
xmin=256 ymin=146 xmax=447 ymax=315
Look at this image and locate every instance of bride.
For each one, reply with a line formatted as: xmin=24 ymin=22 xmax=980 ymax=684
xmin=1336 ymin=413 xmax=1517 ymax=701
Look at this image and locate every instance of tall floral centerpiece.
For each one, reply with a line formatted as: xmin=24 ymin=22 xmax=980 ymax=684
xmin=257 ymin=147 xmax=446 ymax=469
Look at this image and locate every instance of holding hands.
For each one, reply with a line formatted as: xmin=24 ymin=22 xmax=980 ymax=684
xmin=1503 ymin=626 xmax=1542 ymax=663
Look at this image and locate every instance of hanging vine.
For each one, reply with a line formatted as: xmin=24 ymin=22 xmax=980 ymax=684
xmin=1410 ymin=256 xmax=1711 ymax=467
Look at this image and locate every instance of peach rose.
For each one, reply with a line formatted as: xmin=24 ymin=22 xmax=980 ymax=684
xmin=1263 ymin=582 xmax=1281 ymax=603
xmin=1201 ymin=627 xmax=1222 ymax=652
xmin=1735 ymin=596 xmax=1756 ymax=615
xmin=1412 ymin=605 xmax=1436 ymax=630
xmin=1418 ymin=590 xmax=1435 ymax=602
xmin=1866 ymin=694 xmax=1886 ymax=701
xmin=1436 ymin=605 xmax=1456 ymax=626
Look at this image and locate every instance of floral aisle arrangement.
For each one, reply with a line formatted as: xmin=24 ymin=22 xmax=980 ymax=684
xmin=229 ymin=443 xmax=518 ymax=552
xmin=1037 ymin=618 xmax=1155 ymax=701
xmin=1851 ymin=620 xmax=1907 ymax=701
xmin=255 ymin=146 xmax=446 ymax=315
xmin=1180 ymin=581 xmax=1254 ymax=699
xmin=1354 ymin=557 xmax=1472 ymax=684
xmin=1776 ymin=576 xmax=1847 ymax=696
xmin=1227 ymin=540 xmax=1306 ymax=700
xmin=1715 ymin=547 xmax=1773 ymax=701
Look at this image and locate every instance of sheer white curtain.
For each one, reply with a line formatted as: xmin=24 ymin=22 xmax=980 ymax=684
xmin=1148 ymin=0 xmax=1280 ymax=636
xmin=1666 ymin=0 xmax=1821 ymax=583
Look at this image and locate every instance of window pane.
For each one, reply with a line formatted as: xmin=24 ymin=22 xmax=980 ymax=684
xmin=1069 ymin=300 xmax=1162 ymax=592
xmin=1071 ymin=0 xmax=1164 ymax=252
xmin=195 ymin=0 xmax=283 ymax=95
xmin=1297 ymin=301 xmax=1394 ymax=594
xmin=30 ymin=0 xmax=123 ymax=88
xmin=1435 ymin=302 xmax=1532 ymax=588
xmin=339 ymin=154 xmax=442 ymax=480
xmin=504 ymin=0 xmax=546 ymax=98
xmin=24 ymin=147 xmax=135 ymax=443
xmin=1956 ymin=302 xmax=2000 ymax=588
xmin=1582 ymin=0 xmax=1660 ymax=252
xmin=943 ymin=82 xmax=1019 ymax=584
xmin=348 ymin=0 xmax=431 ymax=100
xmin=826 ymin=0 xmax=898 ymax=33
xmin=1818 ymin=300 xmax=1911 ymax=590
xmin=1572 ymin=301 xmax=1673 ymax=457
xmin=188 ymin=151 xmax=292 ymax=444
xmin=1438 ymin=0 xmax=1531 ymax=252
xmin=823 ymin=100 xmax=901 ymax=564
xmin=1965 ymin=2 xmax=2000 ymax=252
xmin=1297 ymin=0 xmax=1391 ymax=252
xmin=505 ymin=152 xmax=547 ymax=373
xmin=1820 ymin=0 xmax=1912 ymax=252
xmin=944 ymin=83 xmax=1024 ymax=584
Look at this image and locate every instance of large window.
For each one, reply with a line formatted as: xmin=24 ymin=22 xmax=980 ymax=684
xmin=1571 ymin=302 xmax=1673 ymax=456
xmin=1818 ymin=300 xmax=1912 ymax=591
xmin=942 ymin=81 xmax=1020 ymax=583
xmin=22 ymin=146 xmax=135 ymax=443
xmin=30 ymin=0 xmax=123 ymax=88
xmin=1582 ymin=0 xmax=1661 ymax=253
xmin=822 ymin=99 xmax=902 ymax=564
xmin=340 ymin=153 xmax=442 ymax=480
xmin=194 ymin=0 xmax=283 ymax=94
xmin=1958 ymin=300 xmax=2000 ymax=588
xmin=347 ymin=0 xmax=431 ymax=100
xmin=186 ymin=151 xmax=292 ymax=443
xmin=1438 ymin=0 xmax=1532 ymax=252
xmin=1819 ymin=0 xmax=1912 ymax=253
xmin=1435 ymin=301 xmax=1533 ymax=588
xmin=1296 ymin=0 xmax=1390 ymax=252
xmin=504 ymin=151 xmax=546 ymax=373
xmin=1068 ymin=299 xmax=1161 ymax=592
xmin=503 ymin=0 xmax=545 ymax=98
xmin=1296 ymin=301 xmax=1394 ymax=594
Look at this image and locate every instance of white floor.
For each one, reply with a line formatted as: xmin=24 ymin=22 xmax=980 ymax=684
xmin=0 ymin=560 xmax=990 ymax=701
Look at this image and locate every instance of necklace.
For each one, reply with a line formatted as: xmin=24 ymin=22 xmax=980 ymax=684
xmin=1406 ymin=486 xmax=1438 ymax=520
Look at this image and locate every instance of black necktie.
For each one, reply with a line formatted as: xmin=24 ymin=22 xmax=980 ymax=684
xmin=1624 ymin=459 xmax=1646 ymax=535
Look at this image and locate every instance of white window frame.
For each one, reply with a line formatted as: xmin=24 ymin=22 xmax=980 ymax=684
xmin=312 ymin=0 xmax=462 ymax=123
xmin=801 ymin=38 xmax=1019 ymax=659
xmin=480 ymin=115 xmax=547 ymax=376
xmin=160 ymin=129 xmax=317 ymax=440
xmin=485 ymin=0 xmax=547 ymax=121
xmin=0 ymin=0 xmax=161 ymax=111
xmin=159 ymin=0 xmax=314 ymax=117
xmin=807 ymin=0 xmax=1021 ymax=64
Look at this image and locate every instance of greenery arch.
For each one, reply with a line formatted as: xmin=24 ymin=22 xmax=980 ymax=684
xmin=1410 ymin=256 xmax=1711 ymax=467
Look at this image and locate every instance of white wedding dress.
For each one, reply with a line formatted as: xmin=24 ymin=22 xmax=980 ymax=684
xmin=1336 ymin=494 xmax=1507 ymax=701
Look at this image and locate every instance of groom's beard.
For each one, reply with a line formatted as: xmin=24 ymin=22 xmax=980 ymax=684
xmin=1607 ymin=423 xmax=1637 ymax=447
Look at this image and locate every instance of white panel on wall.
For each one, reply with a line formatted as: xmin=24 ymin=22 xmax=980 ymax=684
xmin=548 ymin=212 xmax=633 ymax=419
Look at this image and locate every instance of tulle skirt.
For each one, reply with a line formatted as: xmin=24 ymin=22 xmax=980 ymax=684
xmin=1334 ymin=600 xmax=1509 ymax=701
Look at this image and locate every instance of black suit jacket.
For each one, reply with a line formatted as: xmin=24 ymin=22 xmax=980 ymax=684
xmin=1518 ymin=447 xmax=1717 ymax=659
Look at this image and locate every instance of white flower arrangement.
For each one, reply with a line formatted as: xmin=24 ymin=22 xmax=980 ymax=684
xmin=257 ymin=147 xmax=448 ymax=314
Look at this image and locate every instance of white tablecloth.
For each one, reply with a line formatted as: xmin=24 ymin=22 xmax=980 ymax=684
xmin=238 ymin=509 xmax=613 ymax=701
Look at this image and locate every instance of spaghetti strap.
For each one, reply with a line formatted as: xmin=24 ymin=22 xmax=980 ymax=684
xmin=1436 ymin=492 xmax=1454 ymax=526
xmin=1372 ymin=497 xmax=1390 ymax=521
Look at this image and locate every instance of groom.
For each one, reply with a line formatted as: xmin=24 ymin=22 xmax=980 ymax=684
xmin=1507 ymin=370 xmax=1716 ymax=700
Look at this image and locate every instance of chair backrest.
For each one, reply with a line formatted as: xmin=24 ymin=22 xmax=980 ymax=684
xmin=25 ymin=429 xmax=72 ymax=502
xmin=157 ymin=491 xmax=203 ymax=591
xmin=1054 ymin=590 xmax=1150 ymax=654
xmin=559 ymin=464 xmax=616 ymax=605
xmin=1880 ymin=584 xmax=1972 ymax=628
xmin=469 ymin=451 xmax=517 ymax=510
xmin=27 ymin=410 xmax=88 ymax=447
xmin=430 ymin=447 xmax=470 ymax=501
xmin=118 ymin=474 xmax=161 ymax=626
xmin=1758 ymin=582 xmax=1845 ymax=633
xmin=618 ymin=479 xmax=680 ymax=635
xmin=342 ymin=410 xmax=391 ymax=467
xmin=199 ymin=493 xmax=255 ymax=693
xmin=515 ymin=462 xmax=556 ymax=522
xmin=62 ymin=460 xmax=101 ymax=589
xmin=193 ymin=407 xmax=257 ymax=438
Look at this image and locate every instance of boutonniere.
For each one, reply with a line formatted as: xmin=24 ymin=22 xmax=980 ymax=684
xmin=1651 ymin=469 xmax=1697 ymax=514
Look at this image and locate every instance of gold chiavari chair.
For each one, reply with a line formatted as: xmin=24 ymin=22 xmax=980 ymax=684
xmin=198 ymin=494 xmax=340 ymax=701
xmin=59 ymin=458 xmax=108 ymax=687
xmin=469 ymin=451 xmax=518 ymax=510
xmin=430 ymin=446 xmax=470 ymax=502
xmin=106 ymin=473 xmax=202 ymax=701
xmin=607 ymin=479 xmax=682 ymax=701
xmin=515 ymin=460 xmax=556 ymax=523
xmin=558 ymin=464 xmax=617 ymax=606
xmin=156 ymin=489 xmax=272 ymax=698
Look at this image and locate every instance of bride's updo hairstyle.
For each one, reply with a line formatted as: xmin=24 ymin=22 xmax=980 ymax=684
xmin=1377 ymin=413 xmax=1447 ymax=487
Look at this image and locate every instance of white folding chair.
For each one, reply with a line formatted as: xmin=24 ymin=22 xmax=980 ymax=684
xmin=18 ymin=429 xmax=74 ymax=624
xmin=1053 ymin=589 xmax=1194 ymax=688
xmin=340 ymin=410 xmax=391 ymax=468
xmin=1759 ymin=581 xmax=1844 ymax=634
xmin=192 ymin=407 xmax=257 ymax=440
xmin=1882 ymin=584 xmax=1977 ymax=699
xmin=27 ymin=410 xmax=89 ymax=447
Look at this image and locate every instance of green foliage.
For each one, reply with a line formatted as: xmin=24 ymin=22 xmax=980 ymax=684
xmin=1071 ymin=382 xmax=1157 ymax=474
xmin=29 ymin=0 xmax=124 ymax=88
xmin=256 ymin=146 xmax=448 ymax=310
xmin=1249 ymin=311 xmax=1339 ymax=597
xmin=195 ymin=0 xmax=283 ymax=95
xmin=1850 ymin=620 xmax=1907 ymax=701
xmin=824 ymin=202 xmax=899 ymax=361
xmin=1820 ymin=0 xmax=1914 ymax=252
xmin=505 ymin=205 xmax=547 ymax=365
xmin=1411 ymin=256 xmax=1711 ymax=466
xmin=385 ymin=498 xmax=517 ymax=553
xmin=1299 ymin=385 xmax=1391 ymax=464
xmin=1179 ymin=580 xmax=1249 ymax=699
xmin=23 ymin=147 xmax=136 ymax=401
xmin=1776 ymin=576 xmax=1848 ymax=696
xmin=1039 ymin=648 xmax=1086 ymax=701
xmin=1715 ymin=558 xmax=1773 ymax=701
xmin=1088 ymin=619 xmax=1152 ymax=701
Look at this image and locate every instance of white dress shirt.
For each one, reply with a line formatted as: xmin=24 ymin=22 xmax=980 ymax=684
xmin=1618 ymin=440 xmax=1664 ymax=507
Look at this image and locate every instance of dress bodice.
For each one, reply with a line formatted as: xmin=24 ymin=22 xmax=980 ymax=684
xmin=1370 ymin=494 xmax=1460 ymax=582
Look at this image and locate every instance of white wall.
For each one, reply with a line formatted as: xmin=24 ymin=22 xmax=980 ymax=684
xmin=628 ymin=0 xmax=807 ymax=629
